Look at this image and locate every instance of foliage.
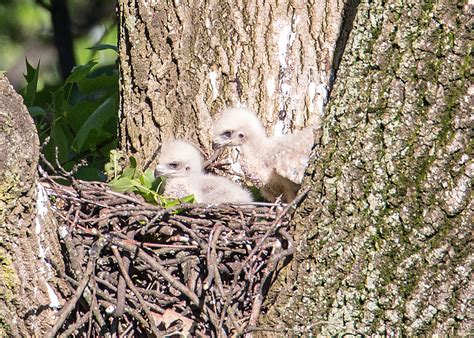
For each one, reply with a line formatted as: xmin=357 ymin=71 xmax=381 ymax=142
xmin=105 ymin=150 xmax=196 ymax=207
xmin=21 ymin=47 xmax=118 ymax=181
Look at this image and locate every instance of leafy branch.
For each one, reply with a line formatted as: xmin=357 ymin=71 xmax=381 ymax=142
xmin=105 ymin=150 xmax=195 ymax=207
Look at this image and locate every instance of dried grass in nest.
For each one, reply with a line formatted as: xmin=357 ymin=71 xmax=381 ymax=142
xmin=42 ymin=171 xmax=308 ymax=337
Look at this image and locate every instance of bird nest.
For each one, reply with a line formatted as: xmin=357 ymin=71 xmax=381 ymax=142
xmin=42 ymin=173 xmax=307 ymax=337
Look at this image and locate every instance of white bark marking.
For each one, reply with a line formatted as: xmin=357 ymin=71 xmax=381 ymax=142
xmin=35 ymin=183 xmax=60 ymax=310
xmin=273 ymin=120 xmax=285 ymax=136
xmin=35 ymin=184 xmax=49 ymax=234
xmin=277 ymin=23 xmax=296 ymax=69
xmin=266 ymin=77 xmax=275 ymax=97
xmin=208 ymin=71 xmax=219 ymax=100
xmin=46 ymin=282 xmax=61 ymax=309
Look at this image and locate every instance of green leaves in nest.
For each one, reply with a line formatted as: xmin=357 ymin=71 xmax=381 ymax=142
xmin=106 ymin=151 xmax=195 ymax=207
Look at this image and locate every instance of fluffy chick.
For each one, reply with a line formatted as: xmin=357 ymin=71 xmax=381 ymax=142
xmin=155 ymin=140 xmax=253 ymax=204
xmin=212 ymin=107 xmax=314 ymax=202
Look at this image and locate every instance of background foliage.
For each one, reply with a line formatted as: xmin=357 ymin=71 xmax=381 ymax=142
xmin=0 ymin=0 xmax=116 ymax=88
xmin=23 ymin=53 xmax=118 ymax=181
xmin=0 ymin=0 xmax=118 ymax=180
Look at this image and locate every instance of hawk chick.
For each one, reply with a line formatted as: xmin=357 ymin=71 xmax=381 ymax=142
xmin=155 ymin=140 xmax=253 ymax=204
xmin=212 ymin=107 xmax=314 ymax=202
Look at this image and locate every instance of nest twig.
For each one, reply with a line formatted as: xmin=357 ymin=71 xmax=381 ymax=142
xmin=41 ymin=166 xmax=308 ymax=337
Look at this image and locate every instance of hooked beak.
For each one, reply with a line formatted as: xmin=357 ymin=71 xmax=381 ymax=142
xmin=154 ymin=165 xmax=170 ymax=178
xmin=212 ymin=142 xmax=221 ymax=151
xmin=212 ymin=138 xmax=231 ymax=150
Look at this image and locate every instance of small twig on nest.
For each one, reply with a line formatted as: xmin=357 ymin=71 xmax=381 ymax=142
xmin=58 ymin=311 xmax=91 ymax=338
xmin=109 ymin=236 xmax=201 ymax=307
xmin=112 ymin=246 xmax=162 ymax=336
xmin=203 ymin=148 xmax=223 ymax=170
xmin=46 ymin=238 xmax=106 ymax=338
xmin=143 ymin=144 xmax=162 ymax=171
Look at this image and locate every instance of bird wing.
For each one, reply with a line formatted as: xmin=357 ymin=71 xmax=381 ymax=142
xmin=164 ymin=178 xmax=195 ymax=199
xmin=270 ymin=127 xmax=314 ymax=184
xmin=194 ymin=175 xmax=252 ymax=204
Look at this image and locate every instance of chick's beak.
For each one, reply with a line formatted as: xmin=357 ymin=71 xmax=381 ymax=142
xmin=212 ymin=137 xmax=231 ymax=150
xmin=154 ymin=165 xmax=168 ymax=178
xmin=212 ymin=141 xmax=222 ymax=151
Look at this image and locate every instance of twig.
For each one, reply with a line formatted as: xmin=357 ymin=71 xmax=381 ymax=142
xmin=143 ymin=144 xmax=162 ymax=171
xmin=219 ymin=187 xmax=310 ymax=327
xmin=109 ymin=237 xmax=201 ymax=306
xmin=46 ymin=238 xmax=105 ymax=338
xmin=203 ymin=148 xmax=223 ymax=169
xmin=58 ymin=311 xmax=90 ymax=338
xmin=112 ymin=246 xmax=162 ymax=337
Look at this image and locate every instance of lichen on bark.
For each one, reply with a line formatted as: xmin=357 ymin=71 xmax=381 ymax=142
xmin=263 ymin=0 xmax=473 ymax=335
xmin=0 ymin=75 xmax=65 ymax=336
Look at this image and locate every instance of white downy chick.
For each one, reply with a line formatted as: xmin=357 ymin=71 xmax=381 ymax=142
xmin=212 ymin=107 xmax=314 ymax=202
xmin=155 ymin=140 xmax=253 ymax=204
xmin=155 ymin=140 xmax=202 ymax=199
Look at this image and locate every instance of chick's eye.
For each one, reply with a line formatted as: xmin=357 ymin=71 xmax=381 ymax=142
xmin=238 ymin=132 xmax=245 ymax=139
xmin=168 ymin=162 xmax=180 ymax=169
xmin=222 ymin=130 xmax=232 ymax=139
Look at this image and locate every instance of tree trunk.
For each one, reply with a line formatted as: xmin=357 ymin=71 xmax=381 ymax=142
xmin=118 ymin=0 xmax=349 ymax=164
xmin=0 ymin=75 xmax=65 ymax=336
xmin=263 ymin=0 xmax=473 ymax=335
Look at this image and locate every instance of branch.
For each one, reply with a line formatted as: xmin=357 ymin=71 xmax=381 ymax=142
xmin=46 ymin=238 xmax=105 ymax=337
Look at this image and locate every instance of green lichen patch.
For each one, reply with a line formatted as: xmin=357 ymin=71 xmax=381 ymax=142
xmin=0 ymin=250 xmax=20 ymax=301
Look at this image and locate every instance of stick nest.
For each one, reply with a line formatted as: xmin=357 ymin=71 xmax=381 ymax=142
xmin=44 ymin=175 xmax=306 ymax=337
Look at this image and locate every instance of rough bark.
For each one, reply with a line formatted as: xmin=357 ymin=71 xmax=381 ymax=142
xmin=263 ymin=0 xmax=473 ymax=335
xmin=118 ymin=0 xmax=348 ymax=164
xmin=0 ymin=75 xmax=65 ymax=336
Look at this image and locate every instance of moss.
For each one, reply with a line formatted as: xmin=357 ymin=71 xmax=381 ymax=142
xmin=421 ymin=1 xmax=434 ymax=13
xmin=0 ymin=251 xmax=19 ymax=296
xmin=0 ymin=316 xmax=10 ymax=336
xmin=0 ymin=171 xmax=23 ymax=211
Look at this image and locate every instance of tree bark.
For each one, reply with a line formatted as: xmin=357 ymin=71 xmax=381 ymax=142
xmin=263 ymin=0 xmax=473 ymax=335
xmin=118 ymin=0 xmax=349 ymax=164
xmin=0 ymin=75 xmax=65 ymax=336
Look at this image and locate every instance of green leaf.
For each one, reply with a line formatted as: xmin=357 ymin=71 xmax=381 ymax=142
xmin=154 ymin=176 xmax=166 ymax=193
xmin=163 ymin=199 xmax=180 ymax=208
xmin=109 ymin=177 xmax=138 ymax=193
xmin=64 ymin=100 xmax=102 ymax=133
xmin=75 ymin=166 xmax=103 ymax=181
xmin=52 ymin=86 xmax=66 ymax=114
xmin=51 ymin=119 xmax=72 ymax=164
xmin=180 ymin=195 xmax=196 ymax=203
xmin=140 ymin=169 xmax=156 ymax=189
xmin=104 ymin=149 xmax=125 ymax=181
xmin=22 ymin=59 xmax=39 ymax=106
xmin=66 ymin=61 xmax=98 ymax=84
xmin=71 ymin=98 xmax=116 ymax=152
xmin=88 ymin=44 xmax=118 ymax=52
xmin=28 ymin=106 xmax=45 ymax=117
xmin=120 ymin=157 xmax=139 ymax=179
xmin=140 ymin=192 xmax=158 ymax=204
xmin=77 ymin=72 xmax=118 ymax=95
xmin=121 ymin=166 xmax=137 ymax=179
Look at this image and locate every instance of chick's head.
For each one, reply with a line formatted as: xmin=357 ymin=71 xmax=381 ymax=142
xmin=155 ymin=140 xmax=203 ymax=178
xmin=212 ymin=107 xmax=266 ymax=149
